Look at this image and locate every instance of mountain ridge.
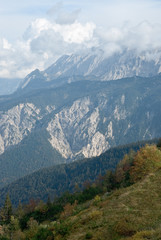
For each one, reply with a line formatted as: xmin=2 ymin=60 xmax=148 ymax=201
xmin=18 ymin=49 xmax=161 ymax=93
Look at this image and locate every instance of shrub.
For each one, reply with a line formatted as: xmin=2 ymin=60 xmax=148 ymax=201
xmin=55 ymin=222 xmax=71 ymax=236
xmin=32 ymin=228 xmax=54 ymax=240
xmin=93 ymin=195 xmax=101 ymax=205
xmin=89 ymin=210 xmax=102 ymax=220
xmin=114 ymin=217 xmax=136 ymax=237
xmin=60 ymin=201 xmax=77 ymax=219
xmin=124 ymin=230 xmax=153 ymax=240
xmin=85 ymin=232 xmax=93 ymax=239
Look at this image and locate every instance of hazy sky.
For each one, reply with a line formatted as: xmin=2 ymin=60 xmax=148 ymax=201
xmin=1 ymin=0 xmax=161 ymax=78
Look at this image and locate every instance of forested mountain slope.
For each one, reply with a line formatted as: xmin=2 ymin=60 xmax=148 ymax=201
xmin=0 ymin=140 xmax=155 ymax=207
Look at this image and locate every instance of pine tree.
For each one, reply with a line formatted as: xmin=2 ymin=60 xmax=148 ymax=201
xmin=3 ymin=193 xmax=12 ymax=223
xmin=47 ymin=195 xmax=52 ymax=208
xmin=16 ymin=201 xmax=24 ymax=219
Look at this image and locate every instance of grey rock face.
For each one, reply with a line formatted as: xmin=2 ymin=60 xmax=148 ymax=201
xmin=47 ymin=97 xmax=112 ymax=159
xmin=0 ymin=103 xmax=41 ymax=154
xmin=44 ymin=50 xmax=161 ymax=81
xmin=0 ymin=95 xmax=124 ymax=160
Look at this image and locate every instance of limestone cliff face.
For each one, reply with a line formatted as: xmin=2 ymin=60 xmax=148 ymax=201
xmin=44 ymin=50 xmax=161 ymax=82
xmin=47 ymin=97 xmax=118 ymax=160
xmin=0 ymin=103 xmax=41 ymax=154
xmin=0 ymin=96 xmax=116 ymax=160
xmin=0 ymin=90 xmax=155 ymax=161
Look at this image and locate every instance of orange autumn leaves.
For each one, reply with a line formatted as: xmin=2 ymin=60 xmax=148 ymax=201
xmin=115 ymin=144 xmax=161 ymax=185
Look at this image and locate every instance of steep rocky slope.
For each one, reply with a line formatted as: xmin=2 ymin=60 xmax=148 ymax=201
xmin=0 ymin=103 xmax=41 ymax=155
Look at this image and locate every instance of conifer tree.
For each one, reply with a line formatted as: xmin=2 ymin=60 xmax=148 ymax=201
xmin=16 ymin=201 xmax=24 ymax=219
xmin=3 ymin=193 xmax=12 ymax=223
xmin=47 ymin=195 xmax=52 ymax=208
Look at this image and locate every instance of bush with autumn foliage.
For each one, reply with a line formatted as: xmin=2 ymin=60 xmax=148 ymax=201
xmin=130 ymin=145 xmax=161 ymax=182
xmin=113 ymin=144 xmax=161 ymax=186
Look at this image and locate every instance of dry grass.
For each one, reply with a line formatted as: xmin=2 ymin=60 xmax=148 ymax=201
xmin=54 ymin=168 xmax=161 ymax=240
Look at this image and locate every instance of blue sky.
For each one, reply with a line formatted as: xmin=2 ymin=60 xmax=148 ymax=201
xmin=0 ymin=0 xmax=161 ymax=78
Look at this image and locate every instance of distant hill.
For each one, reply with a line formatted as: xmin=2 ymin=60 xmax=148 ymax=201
xmin=0 ymin=140 xmax=156 ymax=207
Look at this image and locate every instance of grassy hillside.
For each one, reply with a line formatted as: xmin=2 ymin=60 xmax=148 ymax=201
xmin=63 ymin=166 xmax=161 ymax=240
xmin=61 ymin=145 xmax=161 ymax=240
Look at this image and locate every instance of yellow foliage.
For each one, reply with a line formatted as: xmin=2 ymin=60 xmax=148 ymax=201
xmin=89 ymin=210 xmax=102 ymax=220
xmin=130 ymin=145 xmax=161 ymax=182
xmin=115 ymin=150 xmax=136 ymax=183
xmin=94 ymin=195 xmax=101 ymax=204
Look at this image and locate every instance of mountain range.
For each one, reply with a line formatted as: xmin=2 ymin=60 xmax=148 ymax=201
xmin=0 ymin=49 xmax=161 ymax=189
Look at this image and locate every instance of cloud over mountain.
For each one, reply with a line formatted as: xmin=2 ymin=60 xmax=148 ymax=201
xmin=1 ymin=0 xmax=161 ymax=78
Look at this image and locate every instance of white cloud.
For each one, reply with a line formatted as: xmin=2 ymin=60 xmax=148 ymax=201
xmin=0 ymin=18 xmax=96 ymax=78
xmin=2 ymin=39 xmax=12 ymax=50
xmin=58 ymin=22 xmax=95 ymax=44
xmin=94 ymin=21 xmax=161 ymax=58
xmin=28 ymin=18 xmax=96 ymax=55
